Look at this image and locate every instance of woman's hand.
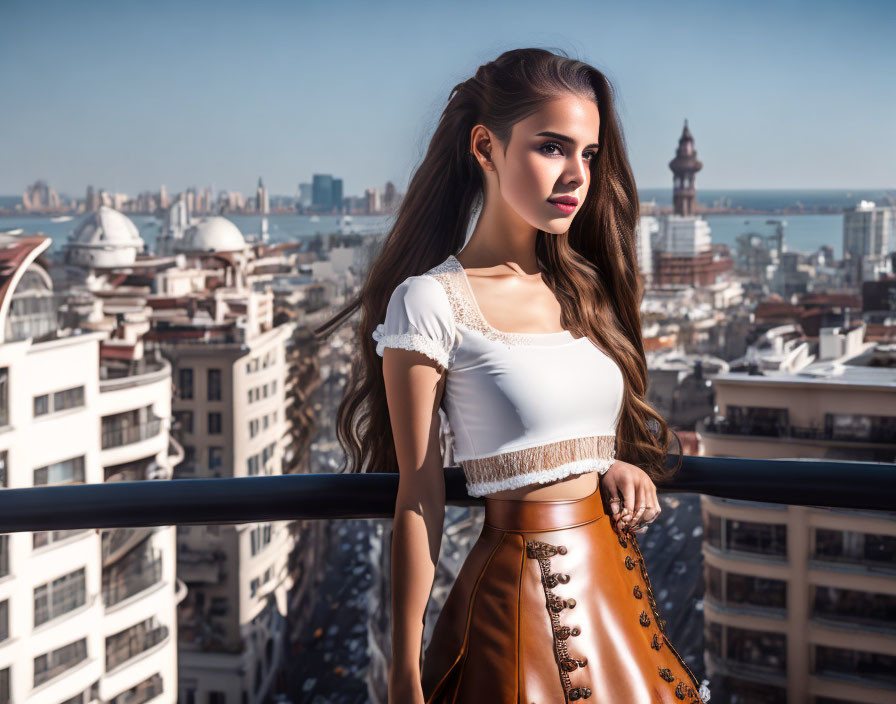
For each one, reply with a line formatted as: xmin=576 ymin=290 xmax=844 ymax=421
xmin=601 ymin=460 xmax=661 ymax=535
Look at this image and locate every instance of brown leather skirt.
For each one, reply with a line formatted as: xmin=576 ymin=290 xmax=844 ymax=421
xmin=420 ymin=487 xmax=711 ymax=704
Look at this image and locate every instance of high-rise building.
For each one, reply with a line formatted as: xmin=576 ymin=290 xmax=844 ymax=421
xmin=697 ymin=326 xmax=896 ymax=703
xmin=85 ymin=185 xmax=99 ymax=213
xmin=22 ymin=180 xmax=61 ymax=212
xmin=0 ymin=234 xmax=182 ymax=703
xmin=331 ymin=178 xmax=343 ymax=213
xmin=256 ymin=178 xmax=269 ymax=215
xmin=310 ymin=174 xmax=343 ymax=213
xmin=297 ymin=183 xmax=312 ymax=210
xmin=843 ymin=201 xmax=895 ymax=285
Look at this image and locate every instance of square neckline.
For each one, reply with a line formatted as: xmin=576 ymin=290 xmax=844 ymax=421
xmin=447 ymin=254 xmax=583 ymax=340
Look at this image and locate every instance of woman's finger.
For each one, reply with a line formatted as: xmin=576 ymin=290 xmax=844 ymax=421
xmin=629 ymin=479 xmax=649 ymax=527
xmin=620 ymin=473 xmax=636 ymax=530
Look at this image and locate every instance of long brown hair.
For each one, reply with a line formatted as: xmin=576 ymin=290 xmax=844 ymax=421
xmin=314 ymin=47 xmax=682 ymax=483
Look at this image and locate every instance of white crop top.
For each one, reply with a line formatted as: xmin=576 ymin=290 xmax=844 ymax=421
xmin=372 ymin=254 xmax=625 ymax=498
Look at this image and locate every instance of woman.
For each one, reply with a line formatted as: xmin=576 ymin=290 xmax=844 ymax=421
xmin=320 ymin=48 xmax=711 ymax=703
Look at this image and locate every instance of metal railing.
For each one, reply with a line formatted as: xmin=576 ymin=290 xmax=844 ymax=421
xmin=701 ymin=420 xmax=896 ymax=445
xmin=100 ymin=419 xmax=163 ymax=450
xmin=0 ymin=456 xmax=894 ymax=534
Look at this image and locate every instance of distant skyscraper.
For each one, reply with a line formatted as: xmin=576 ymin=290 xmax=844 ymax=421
xmin=668 ymin=120 xmax=703 ymax=217
xmin=297 ymin=183 xmax=312 ymax=210
xmin=383 ymin=181 xmax=397 ymax=213
xmin=86 ymin=185 xmax=99 ymax=212
xmin=22 ymin=179 xmax=60 ymax=211
xmin=332 ymin=178 xmax=343 ymax=213
xmin=256 ymin=177 xmax=269 ymax=215
xmin=311 ymin=174 xmax=334 ymax=212
xmin=843 ymin=200 xmax=895 ymax=284
xmin=159 ymin=184 xmax=170 ymax=209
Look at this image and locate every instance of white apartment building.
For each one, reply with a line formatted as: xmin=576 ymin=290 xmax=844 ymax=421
xmin=843 ymin=200 xmax=895 ymax=284
xmin=57 ymin=208 xmax=301 ymax=703
xmin=0 ymin=235 xmax=183 ymax=703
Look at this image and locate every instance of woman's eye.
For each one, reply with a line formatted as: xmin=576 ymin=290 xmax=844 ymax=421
xmin=540 ymin=142 xmax=596 ymax=160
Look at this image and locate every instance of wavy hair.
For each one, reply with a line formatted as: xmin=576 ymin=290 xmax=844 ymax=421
xmin=314 ymin=47 xmax=682 ymax=483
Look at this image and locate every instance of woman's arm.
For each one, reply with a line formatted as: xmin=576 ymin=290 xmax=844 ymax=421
xmin=383 ymin=346 xmax=448 ymax=702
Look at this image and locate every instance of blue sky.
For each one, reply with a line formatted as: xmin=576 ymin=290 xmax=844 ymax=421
xmin=1 ymin=0 xmax=893 ymax=197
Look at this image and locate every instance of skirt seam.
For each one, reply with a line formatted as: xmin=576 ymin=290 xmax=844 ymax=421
xmin=424 ymin=530 xmax=508 ymax=704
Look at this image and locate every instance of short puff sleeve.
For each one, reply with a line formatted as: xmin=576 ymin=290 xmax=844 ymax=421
xmin=371 ymin=274 xmax=456 ymax=369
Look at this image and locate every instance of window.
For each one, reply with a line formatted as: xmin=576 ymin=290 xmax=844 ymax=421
xmin=0 ymin=449 xmax=6 ymax=488
xmin=178 ymin=368 xmax=194 ymax=400
xmin=53 ymin=386 xmax=84 ymax=412
xmin=209 ymin=691 xmax=226 ymax=704
xmin=106 ymin=616 xmax=168 ymax=671
xmin=814 ymin=644 xmax=896 ymax=688
xmin=34 ymin=456 xmax=85 ymax=486
xmin=101 ymin=406 xmax=161 ymax=449
xmin=0 ymin=599 xmax=8 ymax=643
xmin=249 ymin=418 xmax=259 ymax=438
xmin=207 ymin=369 xmax=222 ymax=402
xmin=34 ymin=567 xmax=87 ymax=626
xmin=0 ymin=367 xmax=8 ymax=426
xmin=33 ymin=393 xmax=49 ymax=417
xmin=208 ymin=412 xmax=222 ymax=434
xmin=0 ymin=535 xmax=8 ymax=578
xmin=725 ymin=625 xmax=786 ymax=673
xmin=33 ymin=529 xmax=88 ymax=550
xmin=208 ymin=447 xmax=223 ymax=472
xmin=814 ymin=528 xmax=896 ymax=568
xmin=33 ymin=636 xmax=87 ymax=686
xmin=250 ymin=523 xmax=272 ymax=557
xmin=812 ymin=585 xmax=896 ymax=631
xmin=107 ymin=674 xmax=164 ymax=704
xmin=174 ymin=410 xmax=194 ymax=434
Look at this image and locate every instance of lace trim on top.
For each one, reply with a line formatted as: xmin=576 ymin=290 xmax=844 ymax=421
xmin=371 ymin=321 xmax=449 ymax=369
xmin=424 ymin=255 xmax=575 ymax=347
xmin=460 ymin=434 xmax=617 ymax=498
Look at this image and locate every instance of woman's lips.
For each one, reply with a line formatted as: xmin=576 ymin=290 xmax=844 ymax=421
xmin=549 ymin=200 xmax=576 ymax=214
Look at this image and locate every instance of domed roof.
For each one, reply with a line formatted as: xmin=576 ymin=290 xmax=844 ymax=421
xmin=178 ymin=216 xmax=246 ymax=253
xmin=71 ymin=206 xmax=144 ymax=249
xmin=66 ymin=206 xmax=144 ymax=268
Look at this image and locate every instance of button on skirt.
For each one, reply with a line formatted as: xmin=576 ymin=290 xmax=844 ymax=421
xmin=420 ymin=486 xmax=711 ymax=704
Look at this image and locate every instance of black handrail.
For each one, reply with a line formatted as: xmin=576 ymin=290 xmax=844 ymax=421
xmin=0 ymin=456 xmax=894 ymax=533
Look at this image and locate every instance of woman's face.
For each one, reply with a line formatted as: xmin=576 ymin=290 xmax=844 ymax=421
xmin=489 ymin=93 xmax=600 ymax=234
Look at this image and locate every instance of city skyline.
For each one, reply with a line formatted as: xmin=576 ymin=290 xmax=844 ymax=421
xmin=1 ymin=0 xmax=894 ymax=196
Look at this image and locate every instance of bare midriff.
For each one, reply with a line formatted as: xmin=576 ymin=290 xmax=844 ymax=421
xmin=483 ymin=471 xmax=601 ymax=502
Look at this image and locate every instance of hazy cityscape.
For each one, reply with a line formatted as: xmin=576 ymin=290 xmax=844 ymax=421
xmin=0 ymin=117 xmax=894 ymax=704
xmin=2 ymin=0 xmax=895 ymax=703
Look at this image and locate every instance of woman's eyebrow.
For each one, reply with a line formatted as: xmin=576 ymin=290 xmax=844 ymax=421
xmin=535 ymin=130 xmax=599 ymax=149
xmin=535 ymin=132 xmax=599 ymax=149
